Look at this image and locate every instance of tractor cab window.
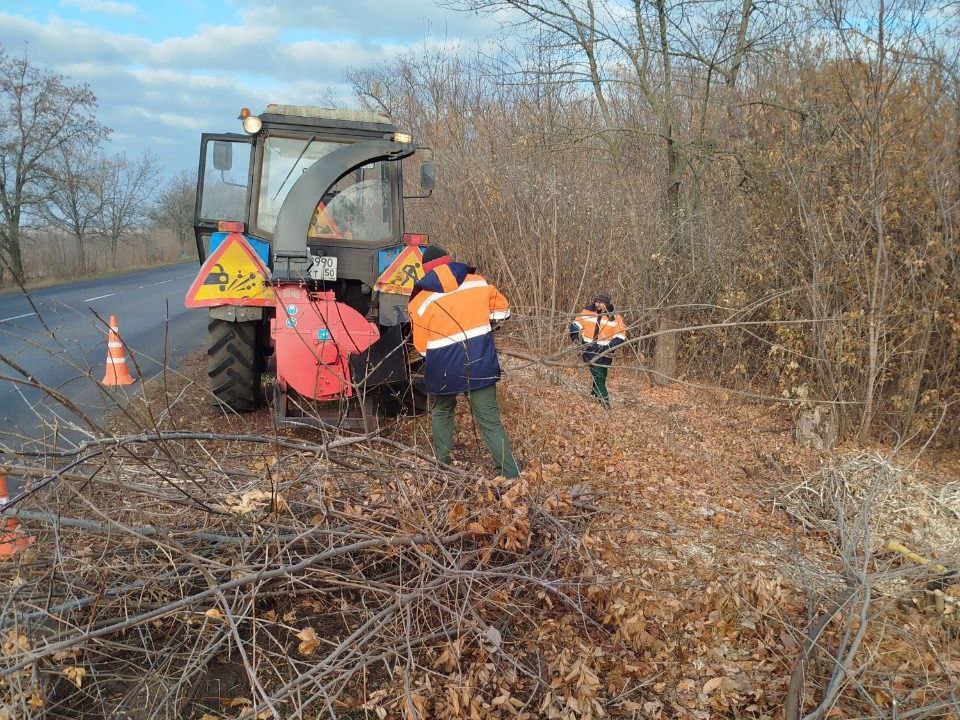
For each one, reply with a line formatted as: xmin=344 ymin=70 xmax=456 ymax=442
xmin=256 ymin=136 xmax=395 ymax=243
xmin=199 ymin=139 xmax=251 ymax=223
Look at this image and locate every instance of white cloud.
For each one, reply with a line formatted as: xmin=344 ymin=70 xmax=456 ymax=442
xmin=0 ymin=3 xmax=510 ymax=174
xmin=0 ymin=12 xmax=148 ymax=65
xmin=240 ymin=0 xmax=503 ymax=41
xmin=61 ymin=0 xmax=136 ymax=17
xmin=277 ymin=38 xmax=389 ymax=74
xmin=151 ymin=23 xmax=280 ymax=70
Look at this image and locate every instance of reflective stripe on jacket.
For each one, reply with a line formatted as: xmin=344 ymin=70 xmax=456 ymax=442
xmin=570 ymin=305 xmax=627 ymax=366
xmin=409 ymin=261 xmax=510 ymax=395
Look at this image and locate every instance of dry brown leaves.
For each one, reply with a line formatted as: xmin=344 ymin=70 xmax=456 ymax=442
xmin=3 ymin=353 xmax=957 ymax=719
xmin=462 ymin=362 xmax=960 ymax=719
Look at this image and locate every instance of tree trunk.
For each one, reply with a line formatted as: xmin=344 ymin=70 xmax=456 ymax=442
xmin=3 ymin=227 xmax=25 ymax=282
xmin=76 ymin=234 xmax=86 ymax=274
xmin=653 ymin=315 xmax=679 ymax=386
xmin=656 ymin=0 xmax=682 ymax=385
xmin=857 ymin=0 xmax=889 ymax=445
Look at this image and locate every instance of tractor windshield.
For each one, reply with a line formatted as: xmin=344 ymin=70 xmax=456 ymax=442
xmin=255 ymin=135 xmax=395 ymax=243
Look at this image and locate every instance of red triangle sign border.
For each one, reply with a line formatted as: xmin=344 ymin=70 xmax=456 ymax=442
xmin=184 ymin=232 xmax=275 ymax=309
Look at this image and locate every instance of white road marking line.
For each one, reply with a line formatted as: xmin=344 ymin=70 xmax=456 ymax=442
xmin=0 ymin=312 xmax=36 ymax=323
xmin=83 ymin=293 xmax=116 ymax=302
xmin=139 ymin=278 xmax=177 ymax=288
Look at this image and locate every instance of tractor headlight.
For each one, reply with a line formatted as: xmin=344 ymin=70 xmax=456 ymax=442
xmin=394 ymin=132 xmax=413 ymax=144
xmin=242 ymin=115 xmax=262 ymax=134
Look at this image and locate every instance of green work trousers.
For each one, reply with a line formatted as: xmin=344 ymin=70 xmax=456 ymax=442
xmin=589 ymin=365 xmax=610 ymax=408
xmin=431 ymin=384 xmax=520 ymax=478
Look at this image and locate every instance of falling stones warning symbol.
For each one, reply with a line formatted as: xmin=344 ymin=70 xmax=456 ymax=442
xmin=185 ymin=233 xmax=275 ymax=308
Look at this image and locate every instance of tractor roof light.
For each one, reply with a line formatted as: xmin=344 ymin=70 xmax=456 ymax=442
xmin=242 ymin=115 xmax=262 ymax=134
xmin=393 ymin=132 xmax=413 ymax=144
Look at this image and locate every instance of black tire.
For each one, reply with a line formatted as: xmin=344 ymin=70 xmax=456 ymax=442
xmin=207 ymin=319 xmax=264 ymax=412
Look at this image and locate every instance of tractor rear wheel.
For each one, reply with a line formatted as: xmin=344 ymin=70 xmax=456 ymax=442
xmin=207 ymin=319 xmax=265 ymax=412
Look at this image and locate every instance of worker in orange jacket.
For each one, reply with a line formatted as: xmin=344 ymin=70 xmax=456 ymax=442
xmin=570 ymin=292 xmax=627 ymax=408
xmin=409 ymin=245 xmax=520 ymax=478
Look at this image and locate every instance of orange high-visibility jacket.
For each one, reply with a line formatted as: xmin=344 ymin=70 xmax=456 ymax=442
xmin=571 ymin=306 xmax=627 ymax=365
xmin=409 ymin=260 xmax=510 ymax=395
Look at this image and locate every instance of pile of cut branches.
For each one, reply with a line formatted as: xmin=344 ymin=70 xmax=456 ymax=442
xmin=0 ymin=430 xmax=596 ymax=719
xmin=774 ymin=452 xmax=960 ymax=720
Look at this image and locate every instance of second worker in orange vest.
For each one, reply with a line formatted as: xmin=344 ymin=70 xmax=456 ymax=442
xmin=409 ymin=245 xmax=520 ymax=478
xmin=570 ymin=292 xmax=628 ymax=409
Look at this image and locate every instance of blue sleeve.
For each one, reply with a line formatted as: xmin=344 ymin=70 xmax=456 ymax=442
xmin=569 ymin=322 xmax=581 ymax=342
xmin=609 ymin=336 xmax=625 ymax=349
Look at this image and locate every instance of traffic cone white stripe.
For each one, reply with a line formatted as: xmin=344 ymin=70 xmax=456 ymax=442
xmin=100 ymin=314 xmax=136 ymax=386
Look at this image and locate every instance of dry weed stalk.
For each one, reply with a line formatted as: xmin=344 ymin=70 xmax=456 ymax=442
xmin=0 ymin=428 xmax=595 ymax=719
xmin=779 ymin=453 xmax=960 ymax=720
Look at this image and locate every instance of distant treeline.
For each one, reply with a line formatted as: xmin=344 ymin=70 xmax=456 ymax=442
xmin=0 ymin=49 xmax=195 ymax=287
xmin=15 ymin=227 xmax=192 ymax=285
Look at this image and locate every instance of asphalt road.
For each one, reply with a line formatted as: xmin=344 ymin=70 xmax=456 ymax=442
xmin=0 ymin=262 xmax=206 ymax=457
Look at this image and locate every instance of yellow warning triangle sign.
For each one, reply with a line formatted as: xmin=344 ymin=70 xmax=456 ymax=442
xmin=308 ymin=202 xmax=341 ymax=238
xmin=375 ymin=245 xmax=424 ymax=296
xmin=185 ymin=233 xmax=275 ymax=308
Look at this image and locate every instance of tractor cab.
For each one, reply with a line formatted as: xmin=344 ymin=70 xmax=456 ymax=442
xmin=188 ymin=105 xmax=435 ymax=428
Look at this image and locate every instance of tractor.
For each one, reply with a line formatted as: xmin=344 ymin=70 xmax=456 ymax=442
xmin=186 ymin=105 xmax=435 ymax=430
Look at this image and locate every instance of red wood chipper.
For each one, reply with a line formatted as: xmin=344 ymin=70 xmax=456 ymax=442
xmin=185 ymin=105 xmax=434 ymax=430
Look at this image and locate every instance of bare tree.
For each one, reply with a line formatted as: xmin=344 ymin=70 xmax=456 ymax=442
xmin=819 ymin=0 xmax=928 ymax=443
xmin=349 ymin=11 xmax=959 ymax=441
xmin=458 ymin=0 xmax=787 ymax=383
xmin=149 ymin=170 xmax=196 ymax=258
xmin=98 ymin=152 xmax=160 ymax=265
xmin=39 ymin=144 xmax=104 ymax=274
xmin=0 ymin=49 xmax=107 ymax=281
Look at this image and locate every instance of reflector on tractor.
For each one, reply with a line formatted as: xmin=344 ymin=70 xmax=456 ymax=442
xmin=187 ymin=105 xmax=435 ymax=428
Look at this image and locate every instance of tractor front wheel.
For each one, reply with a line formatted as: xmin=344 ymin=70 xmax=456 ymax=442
xmin=207 ymin=319 xmax=265 ymax=412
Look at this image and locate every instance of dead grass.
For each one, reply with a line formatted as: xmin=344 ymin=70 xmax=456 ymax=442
xmin=0 ymin=256 xmax=195 ymax=296
xmin=2 ymin=352 xmax=958 ymax=719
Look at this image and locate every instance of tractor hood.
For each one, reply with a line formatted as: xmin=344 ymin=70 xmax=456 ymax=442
xmin=272 ymin=139 xmax=416 ymax=280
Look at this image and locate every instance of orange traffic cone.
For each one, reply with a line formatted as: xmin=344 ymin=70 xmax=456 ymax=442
xmin=0 ymin=476 xmax=34 ymax=559
xmin=101 ymin=314 xmax=136 ymax=386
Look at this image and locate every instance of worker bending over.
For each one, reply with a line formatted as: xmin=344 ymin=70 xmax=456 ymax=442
xmin=408 ymin=245 xmax=520 ymax=478
xmin=570 ymin=292 xmax=628 ymax=408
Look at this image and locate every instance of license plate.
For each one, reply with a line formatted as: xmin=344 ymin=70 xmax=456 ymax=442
xmin=308 ymin=255 xmax=337 ymax=281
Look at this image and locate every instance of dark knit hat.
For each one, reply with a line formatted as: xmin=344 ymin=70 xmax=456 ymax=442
xmin=594 ymin=291 xmax=613 ymax=307
xmin=421 ymin=244 xmax=451 ymax=272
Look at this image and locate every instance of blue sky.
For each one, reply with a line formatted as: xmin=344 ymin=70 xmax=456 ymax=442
xmin=0 ymin=0 xmax=503 ymax=174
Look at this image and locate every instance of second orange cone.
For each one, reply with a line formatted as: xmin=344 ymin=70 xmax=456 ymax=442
xmin=1 ymin=476 xmax=34 ymax=559
xmin=101 ymin=314 xmax=136 ymax=386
